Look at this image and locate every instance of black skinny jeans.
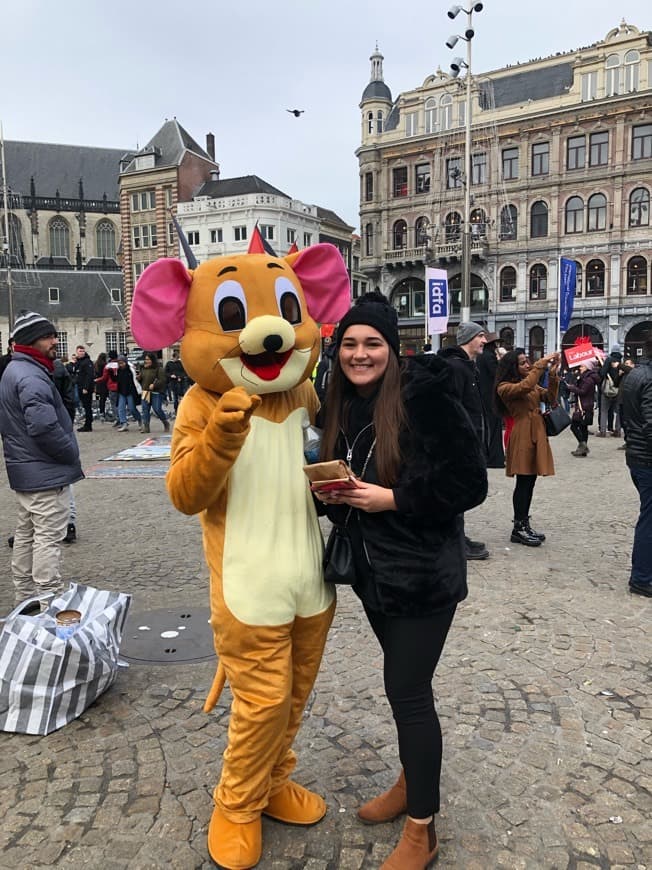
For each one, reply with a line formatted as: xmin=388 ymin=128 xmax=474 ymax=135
xmin=570 ymin=420 xmax=589 ymax=444
xmin=363 ymin=604 xmax=456 ymax=818
xmin=512 ymin=473 xmax=537 ymax=523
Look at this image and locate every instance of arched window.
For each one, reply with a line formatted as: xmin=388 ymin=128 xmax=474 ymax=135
xmin=529 ymin=326 xmax=545 ymax=360
xmin=630 ymin=187 xmax=650 ymax=227
xmin=624 ymin=49 xmax=640 ymax=92
xmin=365 ymin=223 xmax=374 ymax=257
xmin=500 ymin=205 xmax=517 ymax=240
xmin=49 ymin=217 xmax=70 ymax=259
xmin=470 ymin=208 xmax=487 ymax=238
xmin=500 ymin=326 xmax=514 ymax=349
xmin=415 ymin=217 xmax=430 ymax=246
xmin=96 ymin=220 xmax=116 ymax=259
xmin=377 ymin=111 xmax=384 ymax=134
xmin=392 ymin=220 xmax=407 ymax=250
xmin=390 ymin=278 xmax=425 ymax=318
xmin=445 ymin=211 xmax=462 ymax=242
xmin=424 ymin=97 xmax=437 ymax=134
xmin=626 ymin=256 xmax=648 ymax=295
xmin=587 ymin=193 xmax=607 ymax=231
xmin=367 ymin=112 xmax=374 ymax=134
xmin=448 ymin=272 xmax=488 ymax=315
xmin=529 ymin=264 xmax=547 ymax=300
xmin=500 ymin=266 xmax=517 ymax=302
xmin=530 ymin=201 xmax=548 ymax=238
xmin=585 ymin=259 xmax=605 ymax=296
xmin=440 ymin=95 xmax=452 ymax=131
xmin=565 ymin=196 xmax=584 ymax=233
xmin=605 ymin=53 xmax=620 ymax=96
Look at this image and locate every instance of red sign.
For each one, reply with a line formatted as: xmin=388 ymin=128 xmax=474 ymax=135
xmin=565 ymin=343 xmax=597 ymax=368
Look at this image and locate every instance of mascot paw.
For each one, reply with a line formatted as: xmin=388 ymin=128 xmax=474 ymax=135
xmin=208 ymin=805 xmax=262 ymax=869
xmin=213 ymin=387 xmax=262 ymax=434
xmin=263 ymin=781 xmax=327 ymax=826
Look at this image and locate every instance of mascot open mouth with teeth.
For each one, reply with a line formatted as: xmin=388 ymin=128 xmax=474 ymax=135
xmin=130 ymin=229 xmax=350 ymax=869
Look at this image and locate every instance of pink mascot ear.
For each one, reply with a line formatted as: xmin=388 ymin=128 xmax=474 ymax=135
xmin=131 ymin=259 xmax=192 ymax=349
xmin=286 ymin=243 xmax=351 ymax=324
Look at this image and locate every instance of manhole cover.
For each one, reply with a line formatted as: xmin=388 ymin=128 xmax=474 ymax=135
xmin=121 ymin=606 xmax=216 ymax=664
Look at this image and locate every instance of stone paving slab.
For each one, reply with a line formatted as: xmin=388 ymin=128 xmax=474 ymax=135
xmin=0 ymin=420 xmax=650 ymax=868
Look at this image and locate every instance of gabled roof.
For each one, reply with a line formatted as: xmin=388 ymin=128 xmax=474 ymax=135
xmin=0 ymin=269 xmax=123 ymax=320
xmin=2 ymin=141 xmax=125 ymax=200
xmin=316 ymin=206 xmax=354 ymax=231
xmin=196 ymin=174 xmax=291 ymax=199
xmin=120 ymin=119 xmax=213 ymax=174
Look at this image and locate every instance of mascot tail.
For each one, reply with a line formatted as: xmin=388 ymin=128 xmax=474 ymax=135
xmin=203 ymin=660 xmax=227 ymax=713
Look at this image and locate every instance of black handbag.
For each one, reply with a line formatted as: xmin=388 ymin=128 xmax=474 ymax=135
xmin=323 ymin=521 xmax=356 ymax=584
xmin=543 ymin=403 xmax=571 ymax=436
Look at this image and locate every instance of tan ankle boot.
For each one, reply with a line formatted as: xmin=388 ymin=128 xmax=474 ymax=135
xmin=381 ymin=818 xmax=439 ymax=869
xmin=357 ymin=769 xmax=407 ymax=824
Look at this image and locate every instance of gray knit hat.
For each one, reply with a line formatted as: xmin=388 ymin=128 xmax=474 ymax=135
xmin=10 ymin=310 xmax=57 ymax=345
xmin=456 ymin=321 xmax=486 ymax=346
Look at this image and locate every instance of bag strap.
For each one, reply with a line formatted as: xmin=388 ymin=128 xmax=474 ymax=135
xmin=343 ymin=437 xmax=377 ymax=528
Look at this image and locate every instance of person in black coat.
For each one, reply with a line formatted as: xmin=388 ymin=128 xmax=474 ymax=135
xmin=74 ymin=344 xmax=95 ymax=432
xmin=317 ymin=293 xmax=487 ymax=869
xmin=476 ymin=336 xmax=505 ymax=468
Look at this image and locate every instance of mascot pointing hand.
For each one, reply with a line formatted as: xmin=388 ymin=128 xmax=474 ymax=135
xmin=131 ymin=229 xmax=351 ymax=870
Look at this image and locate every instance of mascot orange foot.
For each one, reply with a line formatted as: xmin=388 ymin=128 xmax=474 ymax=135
xmin=131 ymin=229 xmax=350 ymax=870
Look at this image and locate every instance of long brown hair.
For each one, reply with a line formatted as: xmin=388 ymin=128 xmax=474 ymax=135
xmin=493 ymin=347 xmax=525 ymax=417
xmin=320 ymin=352 xmax=407 ymax=486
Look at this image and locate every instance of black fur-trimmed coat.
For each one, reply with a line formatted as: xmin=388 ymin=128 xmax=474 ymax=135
xmin=325 ymin=354 xmax=488 ymax=616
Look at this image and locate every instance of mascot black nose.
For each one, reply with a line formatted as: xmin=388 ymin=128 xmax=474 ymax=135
xmin=263 ymin=334 xmax=283 ymax=353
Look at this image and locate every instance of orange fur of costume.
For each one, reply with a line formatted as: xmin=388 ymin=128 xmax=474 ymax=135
xmin=131 ymin=245 xmax=350 ymax=869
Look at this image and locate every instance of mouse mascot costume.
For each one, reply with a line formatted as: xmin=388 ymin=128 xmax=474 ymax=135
xmin=130 ymin=226 xmax=350 ymax=870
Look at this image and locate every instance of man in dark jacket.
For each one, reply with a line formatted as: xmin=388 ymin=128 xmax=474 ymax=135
xmin=476 ymin=334 xmax=505 ymax=468
xmin=439 ymin=321 xmax=490 ymax=559
xmin=0 ymin=311 xmax=83 ymax=609
xmin=75 ymin=344 xmax=95 ymax=432
xmin=620 ymin=331 xmax=652 ymax=597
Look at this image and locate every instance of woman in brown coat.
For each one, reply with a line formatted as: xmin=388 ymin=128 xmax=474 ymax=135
xmin=495 ymin=349 xmax=561 ymax=546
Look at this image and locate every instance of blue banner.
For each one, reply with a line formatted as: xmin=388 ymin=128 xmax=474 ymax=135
xmin=559 ymin=258 xmax=576 ymax=332
xmin=426 ymin=268 xmax=449 ymax=335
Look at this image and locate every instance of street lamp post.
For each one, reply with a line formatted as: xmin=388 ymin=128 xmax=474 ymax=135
xmin=446 ymin=3 xmax=483 ymax=323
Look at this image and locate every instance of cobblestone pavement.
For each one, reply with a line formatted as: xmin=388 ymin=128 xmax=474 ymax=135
xmin=0 ymin=420 xmax=650 ymax=869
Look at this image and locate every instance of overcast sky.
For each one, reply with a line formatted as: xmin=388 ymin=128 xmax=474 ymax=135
xmin=1 ymin=1 xmax=648 ymax=231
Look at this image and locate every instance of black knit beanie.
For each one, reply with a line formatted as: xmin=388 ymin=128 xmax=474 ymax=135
xmin=336 ymin=291 xmax=400 ymax=357
xmin=10 ymin=310 xmax=57 ymax=345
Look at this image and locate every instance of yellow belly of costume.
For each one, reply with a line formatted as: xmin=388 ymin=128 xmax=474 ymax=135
xmin=220 ymin=409 xmax=333 ymax=626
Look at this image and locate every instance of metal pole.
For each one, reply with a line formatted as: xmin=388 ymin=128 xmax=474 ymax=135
xmin=461 ymin=10 xmax=473 ymax=323
xmin=0 ymin=124 xmax=15 ymax=332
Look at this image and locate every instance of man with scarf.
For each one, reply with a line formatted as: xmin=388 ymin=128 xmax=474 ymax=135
xmin=0 ymin=311 xmax=83 ymax=610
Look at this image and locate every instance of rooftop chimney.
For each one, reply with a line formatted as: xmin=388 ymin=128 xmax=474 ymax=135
xmin=210 ymin=168 xmax=220 ymax=182
xmin=206 ymin=132 xmax=215 ymax=161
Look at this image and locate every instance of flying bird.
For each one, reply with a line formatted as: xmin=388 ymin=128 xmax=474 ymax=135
xmin=286 ymin=109 xmax=305 ymax=117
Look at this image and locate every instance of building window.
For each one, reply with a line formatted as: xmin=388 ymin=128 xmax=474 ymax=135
xmin=529 ymin=326 xmax=545 ymax=360
xmin=187 ymin=230 xmax=200 ymax=246
xmin=132 ymin=224 xmax=158 ymax=249
xmin=446 ymin=157 xmax=462 ymax=189
xmin=587 ymin=193 xmax=607 ymax=231
xmin=365 ymin=172 xmax=374 ymax=202
xmin=567 ymin=135 xmax=585 ymax=170
xmin=629 ymin=187 xmax=650 ymax=227
xmin=589 ymin=131 xmax=608 ymax=167
xmin=624 ymin=50 xmax=640 ymax=92
xmin=458 ymin=100 xmax=466 ymax=128
xmin=529 ymin=264 xmax=547 ymax=300
xmin=391 ymin=278 xmax=426 ymax=318
xmin=502 ymin=147 xmax=519 ymax=180
xmin=626 ymin=256 xmax=648 ymax=294
xmin=168 ymin=222 xmax=175 ymax=246
xmin=49 ymin=286 xmax=60 ymax=304
xmin=57 ymin=331 xmax=68 ymax=358
xmin=471 ymin=153 xmax=487 ymax=185
xmin=415 ymin=217 xmax=430 ymax=246
xmin=377 ymin=111 xmax=384 ymax=134
xmin=415 ymin=164 xmax=431 ymax=194
xmin=565 ymin=196 xmax=584 ymax=233
xmin=575 ymin=261 xmax=583 ymax=297
xmin=500 ymin=205 xmax=517 ymax=240
xmin=105 ymin=331 xmax=127 ymax=354
xmin=303 ymin=232 xmax=312 ymax=247
xmin=499 ymin=266 xmax=517 ymax=302
xmin=470 ymin=209 xmax=487 ymax=238
xmin=632 ymin=124 xmax=652 ymax=160
xmin=424 ymin=98 xmax=437 ymax=134
xmin=96 ymin=220 xmax=116 ymax=259
xmin=605 ymin=54 xmax=620 ymax=96
xmin=367 ymin=112 xmax=374 ymax=134
xmin=210 ymin=228 xmax=223 ymax=243
xmin=500 ymin=326 xmax=514 ymax=348
xmin=440 ymin=96 xmax=452 ymax=131
xmin=581 ymin=71 xmax=597 ymax=101
xmin=365 ymin=223 xmax=374 ymax=257
xmin=392 ymin=220 xmax=407 ymax=250
xmin=286 ymin=228 xmax=296 ymax=244
xmin=260 ymin=225 xmax=274 ymax=241
xmin=585 ymin=259 xmax=605 ymax=295
xmin=530 ymin=201 xmax=548 ymax=238
xmin=531 ymin=142 xmax=549 ymax=176
xmin=445 ymin=212 xmax=461 ymax=242
xmin=234 ymin=225 xmax=247 ymax=242
xmin=393 ymin=167 xmax=408 ymax=197
xmin=164 ymin=188 xmax=173 ymax=208
xmin=131 ymin=190 xmax=155 ymax=212
xmin=110 ymin=288 xmax=121 ymax=304
xmin=133 ymin=261 xmax=153 ymax=281
xmin=49 ymin=217 xmax=70 ymax=259
xmin=405 ymin=112 xmax=418 ymax=137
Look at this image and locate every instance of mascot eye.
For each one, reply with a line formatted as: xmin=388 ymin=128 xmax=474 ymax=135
xmin=275 ymin=277 xmax=302 ymax=325
xmin=214 ymin=280 xmax=248 ymax=332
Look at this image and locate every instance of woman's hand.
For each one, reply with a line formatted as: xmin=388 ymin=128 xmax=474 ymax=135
xmin=319 ymin=481 xmax=396 ymax=513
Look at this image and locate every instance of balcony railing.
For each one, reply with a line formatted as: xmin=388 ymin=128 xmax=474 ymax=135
xmin=383 ymin=245 xmax=428 ymax=264
xmin=435 ymin=238 xmax=488 ymax=259
xmin=0 ymin=193 xmax=119 ymax=214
